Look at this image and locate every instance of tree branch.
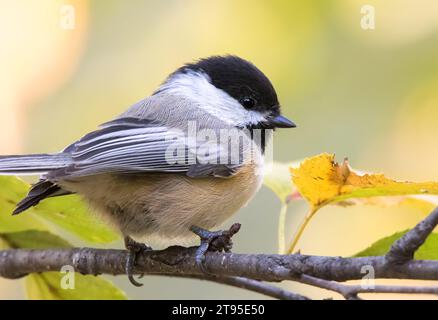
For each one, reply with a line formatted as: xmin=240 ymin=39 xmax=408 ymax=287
xmin=299 ymin=274 xmax=438 ymax=300
xmin=170 ymin=274 xmax=310 ymax=300
xmin=1 ymin=206 xmax=438 ymax=299
xmin=386 ymin=206 xmax=438 ymax=264
xmin=1 ymin=247 xmax=438 ymax=281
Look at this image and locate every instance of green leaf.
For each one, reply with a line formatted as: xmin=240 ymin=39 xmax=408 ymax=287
xmin=0 ymin=230 xmax=71 ymax=249
xmin=26 ymin=273 xmax=127 ymax=300
xmin=32 ymin=195 xmax=119 ymax=243
xmin=0 ymin=176 xmax=118 ymax=243
xmin=0 ymin=230 xmax=127 ymax=300
xmin=26 ymin=274 xmax=61 ymax=300
xmin=0 ymin=176 xmax=47 ymax=233
xmin=355 ymin=230 xmax=438 ymax=260
xmin=263 ymin=161 xmax=300 ymax=203
xmin=0 ymin=175 xmax=29 ymax=202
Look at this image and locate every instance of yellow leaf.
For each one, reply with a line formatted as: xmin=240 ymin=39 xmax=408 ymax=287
xmin=286 ymin=154 xmax=438 ymax=254
xmin=291 ymin=153 xmax=438 ymax=210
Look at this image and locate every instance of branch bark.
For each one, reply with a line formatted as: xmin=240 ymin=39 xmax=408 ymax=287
xmin=1 ymin=206 xmax=438 ymax=299
xmin=299 ymin=274 xmax=438 ymax=300
xmin=1 ymin=247 xmax=438 ymax=281
xmin=386 ymin=206 xmax=438 ymax=264
xmin=174 ymin=274 xmax=310 ymax=300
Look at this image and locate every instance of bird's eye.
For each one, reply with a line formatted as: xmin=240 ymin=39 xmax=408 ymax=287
xmin=240 ymin=97 xmax=256 ymax=109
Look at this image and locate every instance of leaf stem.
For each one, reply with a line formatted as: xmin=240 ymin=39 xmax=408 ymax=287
xmin=278 ymin=204 xmax=288 ymax=254
xmin=287 ymin=207 xmax=318 ymax=254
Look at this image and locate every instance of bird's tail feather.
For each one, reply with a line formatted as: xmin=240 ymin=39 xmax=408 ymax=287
xmin=13 ymin=180 xmax=71 ymax=215
xmin=0 ymin=153 xmax=71 ymax=175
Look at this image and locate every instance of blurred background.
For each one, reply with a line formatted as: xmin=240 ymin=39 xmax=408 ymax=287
xmin=1 ymin=0 xmax=438 ymax=299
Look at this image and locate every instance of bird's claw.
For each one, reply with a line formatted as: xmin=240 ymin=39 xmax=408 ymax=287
xmin=191 ymin=223 xmax=241 ymax=273
xmin=124 ymin=236 xmax=152 ymax=287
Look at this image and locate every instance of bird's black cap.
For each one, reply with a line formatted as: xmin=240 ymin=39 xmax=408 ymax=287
xmin=178 ymin=55 xmax=280 ymax=114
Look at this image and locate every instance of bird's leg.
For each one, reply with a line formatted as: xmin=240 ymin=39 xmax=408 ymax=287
xmin=190 ymin=223 xmax=241 ymax=272
xmin=124 ymin=236 xmax=152 ymax=287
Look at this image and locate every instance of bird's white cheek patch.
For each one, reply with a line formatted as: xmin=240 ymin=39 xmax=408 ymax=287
xmin=244 ymin=110 xmax=267 ymax=126
xmin=161 ymin=71 xmax=268 ymax=127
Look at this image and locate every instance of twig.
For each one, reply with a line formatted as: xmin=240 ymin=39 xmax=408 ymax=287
xmin=287 ymin=207 xmax=317 ymax=254
xmin=278 ymin=204 xmax=288 ymax=254
xmin=386 ymin=206 xmax=438 ymax=264
xmin=299 ymin=274 xmax=438 ymax=299
xmin=171 ymin=274 xmax=310 ymax=300
xmin=299 ymin=275 xmax=362 ymax=300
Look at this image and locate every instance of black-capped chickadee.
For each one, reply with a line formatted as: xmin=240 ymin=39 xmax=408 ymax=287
xmin=0 ymin=55 xmax=295 ymax=285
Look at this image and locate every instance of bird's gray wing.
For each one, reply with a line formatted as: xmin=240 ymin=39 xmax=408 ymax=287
xmin=51 ymin=117 xmax=239 ymax=178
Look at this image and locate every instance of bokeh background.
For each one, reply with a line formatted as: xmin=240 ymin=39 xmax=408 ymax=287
xmin=1 ymin=0 xmax=438 ymax=299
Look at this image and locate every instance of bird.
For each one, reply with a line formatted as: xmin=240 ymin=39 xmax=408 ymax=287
xmin=0 ymin=55 xmax=295 ymax=285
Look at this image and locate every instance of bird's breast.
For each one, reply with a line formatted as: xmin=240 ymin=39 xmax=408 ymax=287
xmin=60 ymin=162 xmax=263 ymax=243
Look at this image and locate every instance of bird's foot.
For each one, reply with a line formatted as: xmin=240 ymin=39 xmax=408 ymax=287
xmin=124 ymin=236 xmax=152 ymax=287
xmin=190 ymin=223 xmax=241 ymax=273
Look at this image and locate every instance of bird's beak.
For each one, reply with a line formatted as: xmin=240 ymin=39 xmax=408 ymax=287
xmin=269 ymin=115 xmax=296 ymax=128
